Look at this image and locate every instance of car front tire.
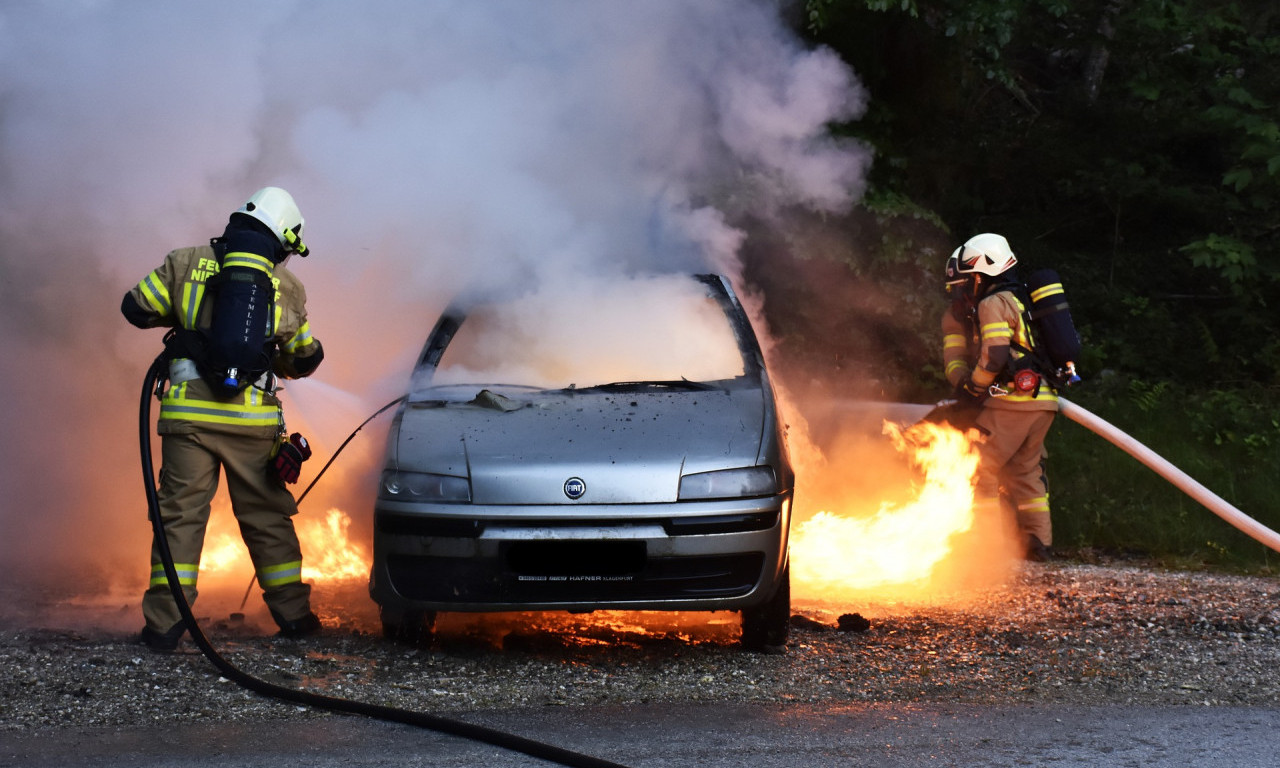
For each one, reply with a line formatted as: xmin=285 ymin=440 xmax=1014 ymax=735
xmin=381 ymin=608 xmax=437 ymax=645
xmin=740 ymin=563 xmax=790 ymax=652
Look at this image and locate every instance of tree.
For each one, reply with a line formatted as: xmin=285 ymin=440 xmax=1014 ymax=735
xmin=797 ymin=0 xmax=1280 ymax=385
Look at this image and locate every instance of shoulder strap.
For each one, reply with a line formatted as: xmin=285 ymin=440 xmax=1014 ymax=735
xmin=1000 ymin=286 xmax=1056 ymax=376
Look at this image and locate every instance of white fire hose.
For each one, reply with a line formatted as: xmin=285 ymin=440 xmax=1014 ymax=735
xmin=1058 ymin=396 xmax=1280 ymax=554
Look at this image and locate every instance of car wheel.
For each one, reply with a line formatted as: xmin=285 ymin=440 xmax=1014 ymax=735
xmin=381 ymin=608 xmax=436 ymax=645
xmin=740 ymin=563 xmax=790 ymax=652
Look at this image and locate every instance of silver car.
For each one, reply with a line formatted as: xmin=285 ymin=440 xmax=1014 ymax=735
xmin=369 ymin=273 xmax=793 ymax=649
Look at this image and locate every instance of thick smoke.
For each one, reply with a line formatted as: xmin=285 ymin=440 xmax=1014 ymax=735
xmin=0 ymin=1 xmax=868 ymax=602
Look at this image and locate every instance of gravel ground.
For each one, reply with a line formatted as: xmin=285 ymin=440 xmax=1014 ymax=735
xmin=2 ymin=559 xmax=1279 ymax=732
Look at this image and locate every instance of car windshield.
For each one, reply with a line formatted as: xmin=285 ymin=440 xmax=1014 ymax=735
xmin=426 ymin=274 xmax=748 ymax=391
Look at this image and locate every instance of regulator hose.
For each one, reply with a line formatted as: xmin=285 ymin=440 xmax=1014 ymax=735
xmin=295 ymin=392 xmax=406 ymax=506
xmin=139 ymin=357 xmax=632 ymax=768
xmin=239 ymin=391 xmax=406 ymax=609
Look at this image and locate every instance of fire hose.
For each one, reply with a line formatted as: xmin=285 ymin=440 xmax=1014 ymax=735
xmin=930 ymin=394 xmax=1280 ymax=554
xmin=1057 ymin=396 xmax=1280 ymax=553
xmin=138 ymin=356 xmax=633 ymax=768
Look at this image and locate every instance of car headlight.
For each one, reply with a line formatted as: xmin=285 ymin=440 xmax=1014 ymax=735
xmin=678 ymin=466 xmax=777 ymax=500
xmin=378 ymin=470 xmax=471 ymax=503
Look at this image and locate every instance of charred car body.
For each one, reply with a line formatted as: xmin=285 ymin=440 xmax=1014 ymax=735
xmin=369 ymin=273 xmax=793 ymax=648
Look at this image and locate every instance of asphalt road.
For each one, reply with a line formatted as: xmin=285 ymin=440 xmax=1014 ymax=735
xmin=3 ymin=701 xmax=1279 ymax=767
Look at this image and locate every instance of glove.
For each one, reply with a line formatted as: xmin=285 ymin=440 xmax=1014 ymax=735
xmin=271 ymin=433 xmax=312 ymax=484
xmin=925 ymin=401 xmax=978 ymax=432
xmin=954 ymin=380 xmax=986 ymax=408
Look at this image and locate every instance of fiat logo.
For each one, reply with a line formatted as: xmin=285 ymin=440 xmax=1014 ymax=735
xmin=563 ymin=477 xmax=586 ymax=500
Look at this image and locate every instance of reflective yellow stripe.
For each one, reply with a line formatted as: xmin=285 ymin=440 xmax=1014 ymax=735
xmin=981 ymin=321 xmax=1013 ymax=341
xmin=180 ymin=281 xmax=205 ymax=330
xmin=996 ymin=389 xmax=1059 ymax=404
xmin=945 ymin=360 xmax=968 ymax=376
xmin=222 ymin=251 xmax=274 ymax=275
xmin=1010 ymin=296 xmax=1035 ymax=349
xmin=150 ymin=562 xmax=199 ymax=587
xmin=259 ymin=560 xmax=303 ymax=587
xmin=973 ymin=496 xmax=1002 ymax=515
xmin=160 ymin=383 xmax=281 ymax=426
xmin=159 ymin=400 xmax=281 ymax=426
xmin=1030 ymin=283 xmax=1064 ymax=303
xmin=943 ymin=333 xmax=967 ymax=350
xmin=1016 ymin=495 xmax=1051 ymax=514
xmin=138 ymin=271 xmax=172 ymax=315
xmin=282 ymin=321 xmax=313 ymax=354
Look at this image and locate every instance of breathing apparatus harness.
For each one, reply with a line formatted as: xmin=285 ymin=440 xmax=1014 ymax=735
xmin=170 ymin=221 xmax=282 ymax=398
xmin=954 ymin=269 xmax=1083 ymax=400
xmin=162 ymin=219 xmax=323 ymax=483
xmin=137 ymin=355 xmax=632 ymax=768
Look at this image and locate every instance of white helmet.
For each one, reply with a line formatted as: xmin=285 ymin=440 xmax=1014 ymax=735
xmin=237 ymin=186 xmax=308 ymax=256
xmin=944 ymin=246 xmax=964 ymax=286
xmin=955 ymin=232 xmax=1015 ymax=277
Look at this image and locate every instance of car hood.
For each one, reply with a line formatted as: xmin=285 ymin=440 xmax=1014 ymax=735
xmin=388 ymin=387 xmax=768 ymax=504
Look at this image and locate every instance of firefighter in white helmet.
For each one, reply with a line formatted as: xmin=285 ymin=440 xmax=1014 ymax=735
xmin=941 ymin=233 xmax=1058 ymax=560
xmin=122 ymin=186 xmax=325 ymax=650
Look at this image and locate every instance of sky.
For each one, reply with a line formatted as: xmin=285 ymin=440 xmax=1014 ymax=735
xmin=0 ymin=0 xmax=870 ymax=596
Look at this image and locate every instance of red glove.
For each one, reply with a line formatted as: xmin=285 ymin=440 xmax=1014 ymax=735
xmin=272 ymin=433 xmax=312 ymax=484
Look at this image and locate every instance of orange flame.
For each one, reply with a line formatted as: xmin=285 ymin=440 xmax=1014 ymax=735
xmin=298 ymin=508 xmax=370 ymax=582
xmin=200 ymin=527 xmax=249 ymax=575
xmin=197 ymin=504 xmax=369 ymax=584
xmin=791 ymin=419 xmax=984 ymax=599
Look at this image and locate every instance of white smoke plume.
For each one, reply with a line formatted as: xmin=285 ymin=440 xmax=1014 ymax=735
xmin=0 ymin=1 xmax=868 ymax=600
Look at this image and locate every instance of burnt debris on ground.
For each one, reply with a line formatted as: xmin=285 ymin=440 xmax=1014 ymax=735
xmin=2 ymin=561 xmax=1279 ymax=731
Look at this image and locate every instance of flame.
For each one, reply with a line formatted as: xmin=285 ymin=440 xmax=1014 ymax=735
xmin=298 ymin=508 xmax=370 ymax=582
xmin=790 ymin=419 xmax=985 ymax=599
xmin=195 ymin=504 xmax=369 ymax=584
xmin=201 ymin=528 xmax=249 ymax=574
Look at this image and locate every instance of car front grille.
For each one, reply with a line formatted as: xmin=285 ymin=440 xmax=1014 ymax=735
xmin=376 ymin=511 xmax=779 ymax=539
xmin=385 ymin=551 xmax=766 ymax=603
xmin=377 ymin=513 xmax=485 ymax=538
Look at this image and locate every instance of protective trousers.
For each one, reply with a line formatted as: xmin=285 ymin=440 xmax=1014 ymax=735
xmin=142 ymin=430 xmax=313 ymax=633
xmin=973 ymin=407 xmax=1056 ymax=546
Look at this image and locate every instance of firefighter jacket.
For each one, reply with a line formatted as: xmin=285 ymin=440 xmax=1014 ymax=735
xmin=123 ymin=244 xmax=324 ymax=436
xmin=942 ymin=289 xmax=1058 ymax=412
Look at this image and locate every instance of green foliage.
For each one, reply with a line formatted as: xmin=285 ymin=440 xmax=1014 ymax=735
xmin=1126 ymin=377 xmax=1170 ymax=413
xmin=798 ymin=0 xmax=1280 ymax=387
xmin=1048 ymin=377 xmax=1280 ymax=569
xmin=1181 ymin=234 xmax=1258 ymax=292
xmin=765 ymin=1 xmax=1280 ymax=566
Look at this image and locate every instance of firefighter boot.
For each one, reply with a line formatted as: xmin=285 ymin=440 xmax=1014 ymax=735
xmin=274 ymin=610 xmax=322 ymax=638
xmin=1024 ymin=534 xmax=1051 ymax=562
xmin=140 ymin=621 xmax=187 ymax=652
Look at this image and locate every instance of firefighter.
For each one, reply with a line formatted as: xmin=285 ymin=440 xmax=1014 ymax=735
xmin=122 ymin=187 xmax=326 ymax=651
xmin=941 ymin=233 xmax=1058 ymax=561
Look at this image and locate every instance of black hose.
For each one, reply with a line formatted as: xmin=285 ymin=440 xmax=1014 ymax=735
xmin=139 ymin=358 xmax=633 ymax=768
xmin=296 ymin=393 xmax=405 ymax=505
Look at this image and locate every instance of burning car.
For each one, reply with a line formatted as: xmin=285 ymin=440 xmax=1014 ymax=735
xmin=368 ymin=273 xmax=793 ymax=649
